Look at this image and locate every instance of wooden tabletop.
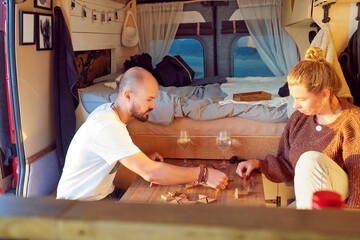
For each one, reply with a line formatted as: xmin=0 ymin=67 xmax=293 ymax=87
xmin=120 ymin=159 xmax=265 ymax=206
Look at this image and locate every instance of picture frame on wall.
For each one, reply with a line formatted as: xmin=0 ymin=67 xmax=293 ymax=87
xmin=36 ymin=13 xmax=53 ymax=51
xmin=34 ymin=0 xmax=52 ymax=10
xmin=19 ymin=11 xmax=35 ymax=45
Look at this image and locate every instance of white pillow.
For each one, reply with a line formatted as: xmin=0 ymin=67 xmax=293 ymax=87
xmin=115 ymin=74 xmax=123 ymax=83
xmin=104 ymin=74 xmax=123 ymax=89
xmin=93 ymin=72 xmax=123 ymax=84
xmin=104 ymin=82 xmax=118 ymax=89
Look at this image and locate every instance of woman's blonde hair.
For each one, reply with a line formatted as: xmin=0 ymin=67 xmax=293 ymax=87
xmin=287 ymin=47 xmax=341 ymax=97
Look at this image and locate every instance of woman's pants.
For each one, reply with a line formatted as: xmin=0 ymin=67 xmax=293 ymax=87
xmin=294 ymin=151 xmax=349 ymax=209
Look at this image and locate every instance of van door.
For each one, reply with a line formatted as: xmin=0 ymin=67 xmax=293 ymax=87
xmin=1 ymin=0 xmax=26 ymax=196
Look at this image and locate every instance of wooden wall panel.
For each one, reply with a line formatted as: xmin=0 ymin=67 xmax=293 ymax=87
xmin=70 ymin=17 xmax=123 ymax=34
xmin=72 ymin=33 xmax=121 ymax=50
xmin=130 ymin=135 xmax=280 ymax=160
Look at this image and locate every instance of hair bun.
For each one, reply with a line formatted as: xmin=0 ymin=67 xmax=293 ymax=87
xmin=305 ymin=47 xmax=326 ymax=63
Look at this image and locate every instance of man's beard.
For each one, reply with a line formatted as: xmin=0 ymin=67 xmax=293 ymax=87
xmin=130 ymin=101 xmax=153 ymax=122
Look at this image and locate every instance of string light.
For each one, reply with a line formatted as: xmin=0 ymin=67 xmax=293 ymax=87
xmin=71 ymin=0 xmax=125 ymax=22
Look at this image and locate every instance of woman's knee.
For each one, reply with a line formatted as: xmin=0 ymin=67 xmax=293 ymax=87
xmin=295 ymin=151 xmax=324 ymax=175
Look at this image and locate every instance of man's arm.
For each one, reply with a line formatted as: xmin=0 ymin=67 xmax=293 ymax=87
xmin=120 ymin=152 xmax=228 ymax=189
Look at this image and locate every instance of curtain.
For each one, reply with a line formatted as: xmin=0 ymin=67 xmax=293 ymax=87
xmin=236 ymin=0 xmax=299 ymax=76
xmin=137 ymin=2 xmax=183 ymax=67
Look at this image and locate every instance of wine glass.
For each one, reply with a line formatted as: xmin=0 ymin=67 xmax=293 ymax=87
xmin=216 ymin=130 xmax=231 ymax=168
xmin=177 ymin=130 xmax=191 ymax=166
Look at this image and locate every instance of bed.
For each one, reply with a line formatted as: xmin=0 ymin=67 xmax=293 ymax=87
xmin=75 ymin=73 xmax=289 ymax=160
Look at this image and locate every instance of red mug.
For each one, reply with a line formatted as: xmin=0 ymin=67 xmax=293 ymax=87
xmin=312 ymin=190 xmax=345 ymax=209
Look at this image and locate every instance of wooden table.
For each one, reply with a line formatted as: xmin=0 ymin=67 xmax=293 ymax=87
xmin=120 ymin=159 xmax=265 ymax=206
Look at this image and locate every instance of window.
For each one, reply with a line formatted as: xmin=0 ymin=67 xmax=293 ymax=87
xmin=169 ymin=38 xmax=204 ymax=79
xmin=233 ymin=36 xmax=274 ymax=77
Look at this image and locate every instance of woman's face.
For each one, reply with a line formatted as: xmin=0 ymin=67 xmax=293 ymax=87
xmin=289 ymin=84 xmax=327 ymax=115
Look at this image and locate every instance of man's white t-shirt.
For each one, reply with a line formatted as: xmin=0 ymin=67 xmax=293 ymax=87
xmin=56 ymin=103 xmax=140 ymax=201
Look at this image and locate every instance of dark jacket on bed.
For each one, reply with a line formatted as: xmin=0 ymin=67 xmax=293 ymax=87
xmin=53 ymin=7 xmax=79 ymax=171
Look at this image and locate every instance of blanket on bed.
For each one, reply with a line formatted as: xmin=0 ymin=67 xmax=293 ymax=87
xmin=148 ymin=84 xmax=287 ymax=124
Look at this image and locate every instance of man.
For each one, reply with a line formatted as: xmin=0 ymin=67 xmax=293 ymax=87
xmin=57 ymin=67 xmax=228 ymax=201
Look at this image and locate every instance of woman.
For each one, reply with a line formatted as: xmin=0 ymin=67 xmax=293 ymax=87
xmin=236 ymin=47 xmax=360 ymax=209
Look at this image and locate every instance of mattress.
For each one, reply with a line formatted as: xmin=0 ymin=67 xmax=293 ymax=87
xmin=126 ymin=116 xmax=285 ymax=137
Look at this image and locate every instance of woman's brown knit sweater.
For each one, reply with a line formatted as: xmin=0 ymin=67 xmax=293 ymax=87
xmin=260 ymin=99 xmax=360 ymax=208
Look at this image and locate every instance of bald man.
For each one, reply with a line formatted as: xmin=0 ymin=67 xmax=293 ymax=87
xmin=57 ymin=67 xmax=228 ymax=201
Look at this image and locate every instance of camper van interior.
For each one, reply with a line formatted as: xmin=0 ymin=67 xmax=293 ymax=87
xmin=1 ymin=0 xmax=360 ymax=239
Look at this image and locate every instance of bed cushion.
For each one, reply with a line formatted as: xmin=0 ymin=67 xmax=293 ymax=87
xmin=127 ymin=116 xmax=286 ymax=137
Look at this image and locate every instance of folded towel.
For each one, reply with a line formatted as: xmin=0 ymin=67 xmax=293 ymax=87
xmin=220 ymin=76 xmax=288 ymax=107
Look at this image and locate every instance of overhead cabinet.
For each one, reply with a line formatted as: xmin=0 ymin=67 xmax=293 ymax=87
xmin=282 ymin=0 xmax=313 ymax=27
xmin=282 ymin=0 xmax=358 ymax=27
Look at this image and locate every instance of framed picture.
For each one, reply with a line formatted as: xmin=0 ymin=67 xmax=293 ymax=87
xmin=19 ymin=11 xmax=35 ymax=45
xmin=36 ymin=13 xmax=53 ymax=51
xmin=34 ymin=0 xmax=52 ymax=10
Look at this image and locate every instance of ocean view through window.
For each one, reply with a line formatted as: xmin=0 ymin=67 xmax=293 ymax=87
xmin=233 ymin=36 xmax=274 ymax=77
xmin=169 ymin=38 xmax=204 ymax=79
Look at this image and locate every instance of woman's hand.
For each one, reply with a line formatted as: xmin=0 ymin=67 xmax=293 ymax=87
xmin=236 ymin=159 xmax=260 ymax=178
xmin=206 ymin=168 xmax=228 ymax=190
xmin=147 ymin=152 xmax=164 ymax=162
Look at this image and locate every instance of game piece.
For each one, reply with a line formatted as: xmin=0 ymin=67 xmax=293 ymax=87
xmin=161 ymin=194 xmax=175 ymax=201
xmin=197 ymin=198 xmax=208 ymax=204
xmin=214 ymin=189 xmax=220 ymax=199
xmin=169 ymin=199 xmax=179 ymax=204
xmin=175 ymin=196 xmax=185 ymax=201
xmin=179 ymin=193 xmax=188 ymax=198
xmin=168 ymin=191 xmax=178 ymax=197
xmin=243 ymin=178 xmax=248 ymax=190
xmin=198 ymin=194 xmax=207 ymax=199
xmin=185 ymin=183 xmax=202 ymax=189
xmin=182 ymin=199 xmax=197 ymax=205
xmin=149 ymin=182 xmax=158 ymax=187
xmin=238 ymin=187 xmax=249 ymax=195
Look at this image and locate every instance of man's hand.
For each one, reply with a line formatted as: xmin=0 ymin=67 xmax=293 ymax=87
xmin=236 ymin=159 xmax=260 ymax=179
xmin=147 ymin=152 xmax=164 ymax=162
xmin=206 ymin=168 xmax=228 ymax=190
